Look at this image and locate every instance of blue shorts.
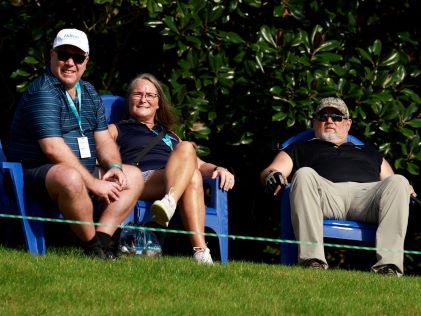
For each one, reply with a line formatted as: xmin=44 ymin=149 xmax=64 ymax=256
xmin=23 ymin=164 xmax=56 ymax=211
xmin=23 ymin=164 xmax=100 ymax=212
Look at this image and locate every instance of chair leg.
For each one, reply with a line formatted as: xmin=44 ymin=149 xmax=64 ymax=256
xmin=280 ymin=242 xmax=298 ymax=265
xmin=204 ymin=213 xmax=228 ymax=263
xmin=280 ymin=209 xmax=298 ymax=265
xmin=280 ymin=187 xmax=298 ymax=265
xmin=21 ymin=216 xmax=46 ymax=255
xmin=5 ymin=163 xmax=46 ymax=255
xmin=218 ymin=233 xmax=229 ymax=264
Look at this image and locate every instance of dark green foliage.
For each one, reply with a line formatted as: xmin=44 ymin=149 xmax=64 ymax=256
xmin=3 ymin=1 xmax=420 ymax=173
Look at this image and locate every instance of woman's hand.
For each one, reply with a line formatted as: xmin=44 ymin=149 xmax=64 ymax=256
xmin=212 ymin=166 xmax=235 ymax=191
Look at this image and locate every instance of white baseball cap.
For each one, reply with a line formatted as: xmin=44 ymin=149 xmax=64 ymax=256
xmin=53 ymin=28 xmax=89 ymax=54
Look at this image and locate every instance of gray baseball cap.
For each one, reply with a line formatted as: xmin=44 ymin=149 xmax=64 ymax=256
xmin=315 ymin=97 xmax=349 ymax=118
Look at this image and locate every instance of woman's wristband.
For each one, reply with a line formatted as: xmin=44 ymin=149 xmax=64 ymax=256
xmin=108 ymin=163 xmax=123 ymax=171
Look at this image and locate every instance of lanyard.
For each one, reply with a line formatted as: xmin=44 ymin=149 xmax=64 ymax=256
xmin=65 ymin=82 xmax=84 ymax=136
xmin=152 ymin=126 xmax=173 ymax=150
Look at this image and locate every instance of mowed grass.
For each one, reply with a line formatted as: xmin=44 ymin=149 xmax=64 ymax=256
xmin=1 ymin=247 xmax=421 ymax=315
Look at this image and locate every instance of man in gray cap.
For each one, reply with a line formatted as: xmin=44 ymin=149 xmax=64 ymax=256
xmin=8 ymin=28 xmax=143 ymax=259
xmin=261 ymin=97 xmax=415 ymax=276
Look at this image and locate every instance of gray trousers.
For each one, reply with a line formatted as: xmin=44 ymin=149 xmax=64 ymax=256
xmin=290 ymin=167 xmax=411 ymax=273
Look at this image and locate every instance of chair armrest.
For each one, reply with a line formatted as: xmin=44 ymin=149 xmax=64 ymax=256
xmin=0 ymin=161 xmax=27 ymax=215
xmin=203 ymin=177 xmax=219 ymax=209
xmin=203 ymin=176 xmax=228 ymax=218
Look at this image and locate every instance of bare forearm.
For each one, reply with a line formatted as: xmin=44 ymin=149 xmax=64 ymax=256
xmin=96 ymin=139 xmax=122 ymax=169
xmin=261 ymin=151 xmax=294 ymax=184
xmin=198 ymin=158 xmax=235 ymax=191
xmin=95 ymin=130 xmax=123 ymax=170
xmin=379 ymin=158 xmax=395 ymax=180
xmin=39 ymin=137 xmax=96 ymax=189
xmin=198 ymin=160 xmax=218 ymax=177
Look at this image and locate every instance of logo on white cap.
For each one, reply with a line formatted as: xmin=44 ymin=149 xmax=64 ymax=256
xmin=53 ymin=28 xmax=89 ymax=53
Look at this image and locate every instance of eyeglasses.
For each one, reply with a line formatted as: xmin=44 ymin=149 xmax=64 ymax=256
xmin=315 ymin=113 xmax=347 ymax=122
xmin=130 ymin=92 xmax=159 ymax=102
xmin=55 ymin=50 xmax=87 ymax=64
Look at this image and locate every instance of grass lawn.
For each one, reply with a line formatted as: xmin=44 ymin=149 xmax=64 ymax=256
xmin=1 ymin=246 xmax=421 ymax=315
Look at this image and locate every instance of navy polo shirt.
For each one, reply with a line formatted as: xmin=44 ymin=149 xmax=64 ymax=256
xmin=7 ymin=67 xmax=107 ymax=172
xmin=284 ymin=138 xmax=383 ymax=183
xmin=116 ymin=119 xmax=179 ymax=171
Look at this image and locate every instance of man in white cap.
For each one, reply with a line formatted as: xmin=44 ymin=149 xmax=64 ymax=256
xmin=261 ymin=97 xmax=415 ymax=276
xmin=8 ymin=28 xmax=143 ymax=259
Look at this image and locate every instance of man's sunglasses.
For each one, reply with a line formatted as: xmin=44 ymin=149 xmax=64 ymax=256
xmin=315 ymin=113 xmax=347 ymax=122
xmin=55 ymin=50 xmax=87 ymax=64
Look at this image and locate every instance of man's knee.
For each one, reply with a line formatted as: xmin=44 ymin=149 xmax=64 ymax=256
xmin=378 ymin=175 xmax=411 ymax=221
xmin=46 ymin=165 xmax=86 ymax=196
xmin=383 ymin=174 xmax=410 ymax=193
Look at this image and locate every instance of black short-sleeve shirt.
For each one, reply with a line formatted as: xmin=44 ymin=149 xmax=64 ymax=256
xmin=283 ymin=138 xmax=383 ymax=183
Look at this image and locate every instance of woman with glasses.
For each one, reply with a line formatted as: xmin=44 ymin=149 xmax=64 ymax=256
xmin=108 ymin=73 xmax=235 ymax=264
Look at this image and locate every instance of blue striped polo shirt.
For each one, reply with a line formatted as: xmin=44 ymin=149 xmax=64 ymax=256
xmin=7 ymin=67 xmax=108 ymax=172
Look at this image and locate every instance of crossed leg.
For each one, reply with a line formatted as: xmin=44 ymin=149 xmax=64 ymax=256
xmin=178 ymin=169 xmax=207 ymax=248
xmin=140 ymin=141 xmax=209 ymax=248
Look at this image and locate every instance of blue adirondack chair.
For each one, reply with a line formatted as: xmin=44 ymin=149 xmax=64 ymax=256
xmin=279 ymin=130 xmax=377 ymax=265
xmin=0 ymin=140 xmax=53 ymax=253
xmin=0 ymin=95 xmax=229 ymax=263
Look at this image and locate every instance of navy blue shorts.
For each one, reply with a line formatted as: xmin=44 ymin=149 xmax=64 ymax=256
xmin=23 ymin=164 xmax=56 ymax=211
xmin=23 ymin=164 xmax=101 ymax=214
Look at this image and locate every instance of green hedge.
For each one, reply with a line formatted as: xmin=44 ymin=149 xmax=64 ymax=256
xmin=3 ymin=0 xmax=420 ymax=178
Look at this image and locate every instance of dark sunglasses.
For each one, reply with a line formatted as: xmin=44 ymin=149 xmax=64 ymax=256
xmin=315 ymin=113 xmax=347 ymax=122
xmin=55 ymin=50 xmax=87 ymax=64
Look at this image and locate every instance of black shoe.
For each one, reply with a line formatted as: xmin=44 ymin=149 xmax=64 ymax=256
xmin=84 ymin=244 xmax=107 ymax=260
xmin=103 ymin=237 xmax=121 ymax=260
xmin=302 ymin=258 xmax=327 ymax=270
xmin=104 ymin=247 xmax=120 ymax=261
xmin=372 ymin=264 xmax=400 ymax=276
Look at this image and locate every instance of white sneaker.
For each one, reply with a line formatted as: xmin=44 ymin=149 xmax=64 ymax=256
xmin=193 ymin=247 xmax=213 ymax=265
xmin=151 ymin=191 xmax=176 ymax=227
